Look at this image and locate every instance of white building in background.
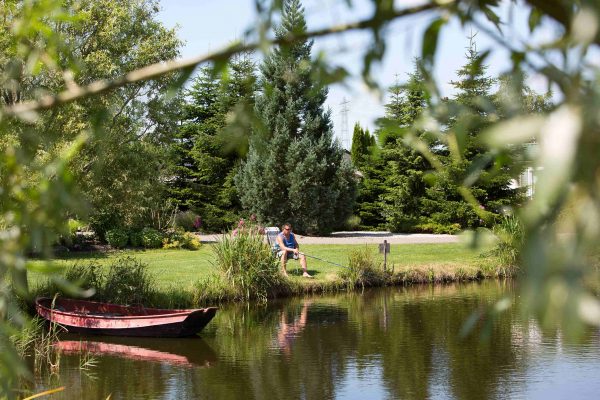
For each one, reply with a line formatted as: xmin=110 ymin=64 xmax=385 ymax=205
xmin=510 ymin=143 xmax=538 ymax=199
xmin=517 ymin=166 xmax=536 ymax=198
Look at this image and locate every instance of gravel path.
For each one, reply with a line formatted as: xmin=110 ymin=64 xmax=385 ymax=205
xmin=197 ymin=231 xmax=459 ymax=245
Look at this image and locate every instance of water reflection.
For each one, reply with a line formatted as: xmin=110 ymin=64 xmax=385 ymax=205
xmin=54 ymin=335 xmax=217 ymax=368
xmin=32 ymin=281 xmax=600 ymax=400
xmin=276 ymin=300 xmax=310 ymax=356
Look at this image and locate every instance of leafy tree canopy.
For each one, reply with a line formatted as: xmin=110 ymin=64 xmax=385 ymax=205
xmin=1 ymin=0 xmax=600 ymax=391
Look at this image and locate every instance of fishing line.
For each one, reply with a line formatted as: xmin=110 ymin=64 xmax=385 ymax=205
xmin=299 ymin=252 xmax=351 ymax=269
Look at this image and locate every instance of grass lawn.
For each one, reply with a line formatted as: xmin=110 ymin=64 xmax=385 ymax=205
xmin=28 ymin=242 xmax=492 ymax=290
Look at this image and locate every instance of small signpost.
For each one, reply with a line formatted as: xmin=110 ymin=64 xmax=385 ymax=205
xmin=379 ymin=240 xmax=390 ymax=272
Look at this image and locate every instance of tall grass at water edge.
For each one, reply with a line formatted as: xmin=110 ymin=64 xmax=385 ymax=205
xmin=11 ymin=308 xmax=99 ymax=396
xmin=339 ymin=247 xmax=386 ymax=289
xmin=490 ymin=215 xmax=523 ymax=275
xmin=210 ymin=227 xmax=287 ymax=302
xmin=32 ymin=257 xmax=159 ymax=306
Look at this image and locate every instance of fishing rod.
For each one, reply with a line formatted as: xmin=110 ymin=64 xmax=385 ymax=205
xmin=298 ymin=252 xmax=351 ymax=269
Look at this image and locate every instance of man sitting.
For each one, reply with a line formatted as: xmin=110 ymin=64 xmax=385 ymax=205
xmin=276 ymin=223 xmax=312 ymax=278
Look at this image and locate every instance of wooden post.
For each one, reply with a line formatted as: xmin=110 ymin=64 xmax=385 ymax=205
xmin=379 ymin=240 xmax=390 ymax=272
xmin=384 ymin=240 xmax=387 ymax=272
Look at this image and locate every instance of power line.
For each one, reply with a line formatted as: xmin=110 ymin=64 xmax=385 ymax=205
xmin=339 ymin=97 xmax=350 ymax=150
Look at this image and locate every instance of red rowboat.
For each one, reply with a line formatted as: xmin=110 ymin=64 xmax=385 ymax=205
xmin=35 ymin=297 xmax=217 ymax=338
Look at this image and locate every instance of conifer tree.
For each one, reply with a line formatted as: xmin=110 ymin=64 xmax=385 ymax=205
xmin=379 ymin=62 xmax=431 ymax=232
xmin=236 ymin=0 xmax=356 ymax=234
xmin=421 ymin=37 xmax=521 ymax=231
xmin=169 ymin=56 xmax=257 ymax=231
xmin=350 ymin=123 xmax=375 ymax=168
xmin=350 ymin=123 xmax=385 ymax=229
xmin=168 ymin=67 xmax=220 ymax=212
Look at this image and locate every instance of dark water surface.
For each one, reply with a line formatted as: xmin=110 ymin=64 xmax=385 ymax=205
xmin=33 ymin=281 xmax=600 ymax=399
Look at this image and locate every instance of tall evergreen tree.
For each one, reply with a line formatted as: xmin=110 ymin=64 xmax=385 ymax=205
xmin=236 ymin=0 xmax=356 ymax=234
xmin=168 ymin=67 xmax=221 ymax=212
xmin=350 ymin=123 xmax=385 ymax=229
xmin=168 ymin=56 xmax=257 ymax=232
xmin=379 ymin=62 xmax=431 ymax=232
xmin=421 ymin=37 xmax=521 ymax=231
xmin=350 ymin=123 xmax=375 ymax=168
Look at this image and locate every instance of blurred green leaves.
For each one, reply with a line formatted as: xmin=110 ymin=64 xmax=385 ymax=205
xmin=1 ymin=0 xmax=600 ymax=395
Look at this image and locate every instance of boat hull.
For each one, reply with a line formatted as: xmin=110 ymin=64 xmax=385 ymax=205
xmin=35 ymin=297 xmax=217 ymax=338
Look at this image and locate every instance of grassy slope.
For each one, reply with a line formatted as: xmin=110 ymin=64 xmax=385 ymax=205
xmin=28 ymin=243 xmax=492 ymax=290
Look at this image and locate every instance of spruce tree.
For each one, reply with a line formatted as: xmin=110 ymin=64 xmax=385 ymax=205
xmin=168 ymin=67 xmax=220 ymax=212
xmin=421 ymin=37 xmax=521 ymax=231
xmin=350 ymin=123 xmax=385 ymax=229
xmin=168 ymin=57 xmax=257 ymax=232
xmin=236 ymin=0 xmax=356 ymax=234
xmin=379 ymin=63 xmax=431 ymax=232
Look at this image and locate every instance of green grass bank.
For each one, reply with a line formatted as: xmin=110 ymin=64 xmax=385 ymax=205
xmin=28 ymin=242 xmax=506 ymax=306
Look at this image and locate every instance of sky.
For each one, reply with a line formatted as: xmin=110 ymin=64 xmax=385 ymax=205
xmin=157 ymin=0 xmax=555 ymax=148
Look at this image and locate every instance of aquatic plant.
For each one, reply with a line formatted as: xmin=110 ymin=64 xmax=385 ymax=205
xmin=491 ymin=215 xmax=524 ymax=274
xmin=339 ymin=248 xmax=386 ymax=289
xmin=213 ymin=220 xmax=285 ymax=301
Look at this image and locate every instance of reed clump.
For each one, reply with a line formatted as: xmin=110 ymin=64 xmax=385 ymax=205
xmin=339 ymin=248 xmax=386 ymax=289
xmin=212 ymin=219 xmax=288 ymax=301
xmin=33 ymin=257 xmax=159 ymax=306
xmin=10 ymin=313 xmax=62 ymax=380
xmin=490 ymin=215 xmax=523 ymax=274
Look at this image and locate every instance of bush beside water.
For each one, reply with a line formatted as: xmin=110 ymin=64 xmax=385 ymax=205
xmin=340 ymin=248 xmax=386 ymax=289
xmin=35 ymin=257 xmax=158 ymax=306
xmin=212 ymin=220 xmax=286 ymax=301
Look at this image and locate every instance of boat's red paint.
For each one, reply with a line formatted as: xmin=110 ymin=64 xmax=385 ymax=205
xmin=35 ymin=297 xmax=217 ymax=337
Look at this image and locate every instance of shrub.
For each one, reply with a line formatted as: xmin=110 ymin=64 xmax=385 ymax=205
xmin=162 ymin=229 xmax=201 ymax=250
xmin=103 ymin=257 xmax=156 ymax=305
xmin=174 ymin=211 xmax=200 ymax=232
xmin=162 ymin=237 xmax=180 ymax=249
xmin=89 ymin=210 xmax=123 ymax=242
xmin=57 ymin=218 xmax=86 ymax=247
xmin=182 ymin=232 xmax=201 ymax=250
xmin=65 ymin=262 xmax=105 ymax=294
xmin=141 ymin=227 xmax=163 ymax=248
xmin=212 ymin=219 xmax=283 ymax=301
xmin=339 ymin=247 xmax=386 ymax=289
xmin=105 ymin=228 xmax=129 ymax=248
xmin=35 ymin=258 xmax=157 ymax=306
xmin=415 ymin=222 xmax=462 ymax=234
xmin=344 ymin=215 xmax=362 ymax=231
xmin=129 ymin=230 xmax=143 ymax=248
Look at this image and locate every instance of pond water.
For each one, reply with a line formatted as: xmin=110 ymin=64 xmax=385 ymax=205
xmin=30 ymin=281 xmax=600 ymax=399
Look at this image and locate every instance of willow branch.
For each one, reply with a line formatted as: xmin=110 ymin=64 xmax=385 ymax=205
xmin=2 ymin=1 xmax=449 ymax=118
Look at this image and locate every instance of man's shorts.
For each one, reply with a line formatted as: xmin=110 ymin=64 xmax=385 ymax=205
xmin=277 ymin=250 xmax=299 ymax=260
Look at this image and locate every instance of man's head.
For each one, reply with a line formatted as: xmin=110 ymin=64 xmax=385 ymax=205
xmin=282 ymin=223 xmax=292 ymax=233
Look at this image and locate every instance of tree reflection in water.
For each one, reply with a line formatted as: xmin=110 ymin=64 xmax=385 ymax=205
xmin=31 ymin=282 xmax=600 ymax=400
